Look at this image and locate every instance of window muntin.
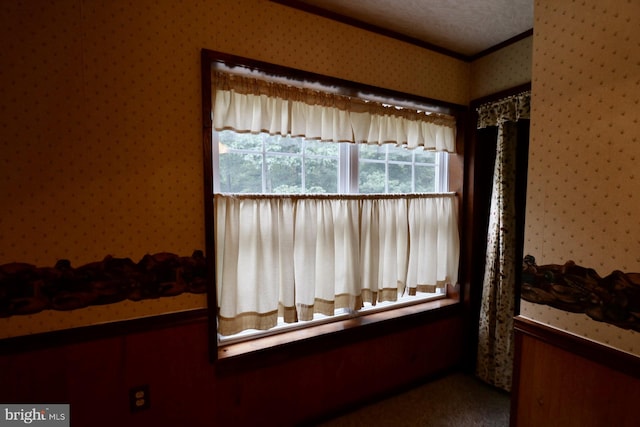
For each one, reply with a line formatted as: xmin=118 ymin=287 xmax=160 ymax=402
xmin=214 ymin=130 xmax=448 ymax=195
xmin=358 ymin=144 xmax=445 ymax=194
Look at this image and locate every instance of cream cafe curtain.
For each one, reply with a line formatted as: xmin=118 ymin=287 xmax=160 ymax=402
xmin=212 ymin=71 xmax=457 ymax=152
xmin=215 ymin=194 xmax=459 ymax=336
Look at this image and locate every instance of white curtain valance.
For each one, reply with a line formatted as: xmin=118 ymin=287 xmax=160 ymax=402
xmin=476 ymin=91 xmax=531 ymax=129
xmin=212 ymin=71 xmax=457 ymax=152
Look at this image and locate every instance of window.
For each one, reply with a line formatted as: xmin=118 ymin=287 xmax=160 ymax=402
xmin=358 ymin=144 xmax=446 ymax=194
xmin=202 ymin=51 xmax=463 ymax=354
xmin=214 ymin=131 xmax=448 ymax=195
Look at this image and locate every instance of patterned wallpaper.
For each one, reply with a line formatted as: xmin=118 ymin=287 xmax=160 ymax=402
xmin=470 ymin=35 xmax=532 ymax=100
xmin=0 ymin=0 xmax=469 ymax=337
xmin=522 ymin=0 xmax=640 ymax=355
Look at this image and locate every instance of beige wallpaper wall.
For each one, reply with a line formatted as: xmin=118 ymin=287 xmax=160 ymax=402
xmin=470 ymin=35 xmax=532 ymax=100
xmin=522 ymin=0 xmax=640 ymax=354
xmin=0 ymin=0 xmax=469 ymax=337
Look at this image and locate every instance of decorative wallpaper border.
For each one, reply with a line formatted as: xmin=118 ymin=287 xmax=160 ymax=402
xmin=522 ymin=255 xmax=640 ymax=332
xmin=0 ymin=251 xmax=206 ymax=319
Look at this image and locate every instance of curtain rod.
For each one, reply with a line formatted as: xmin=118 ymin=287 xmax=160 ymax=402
xmin=213 ymin=192 xmax=457 ymax=201
xmin=203 ymin=48 xmax=467 ymax=115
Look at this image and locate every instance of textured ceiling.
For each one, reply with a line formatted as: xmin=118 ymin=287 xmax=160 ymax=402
xmin=287 ymin=0 xmax=533 ymax=58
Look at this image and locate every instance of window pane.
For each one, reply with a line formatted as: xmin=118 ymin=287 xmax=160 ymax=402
xmin=267 ymin=155 xmax=302 ymax=193
xmin=388 ymin=164 xmax=412 ymax=193
xmin=219 ymin=152 xmax=263 ymax=193
xmin=215 ymin=131 xmax=445 ymax=195
xmin=220 ymin=130 xmax=261 ymax=151
xmin=415 ymin=164 xmax=436 ymax=192
xmin=265 ymin=134 xmax=301 ymax=154
xmin=359 ymin=162 xmax=386 ymax=193
xmin=359 ymin=144 xmax=386 ymax=161
xmin=305 ymin=139 xmax=339 ymax=157
xmin=304 ymin=139 xmax=339 ymax=193
xmin=387 ymin=145 xmax=412 ymax=162
xmin=414 ymin=149 xmax=436 ymax=164
xmin=305 ymin=157 xmax=338 ymax=193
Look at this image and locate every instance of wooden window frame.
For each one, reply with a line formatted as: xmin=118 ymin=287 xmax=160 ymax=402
xmin=201 ymin=49 xmax=468 ymax=365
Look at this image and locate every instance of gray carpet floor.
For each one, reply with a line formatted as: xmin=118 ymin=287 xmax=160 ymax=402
xmin=314 ymin=373 xmax=510 ymax=427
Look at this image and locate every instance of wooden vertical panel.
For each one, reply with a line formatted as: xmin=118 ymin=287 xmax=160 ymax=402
xmin=123 ymin=321 xmax=216 ymax=427
xmin=0 ymin=346 xmax=69 ymax=404
xmin=65 ymin=337 xmax=127 ymax=427
xmin=513 ymin=319 xmax=640 ymax=427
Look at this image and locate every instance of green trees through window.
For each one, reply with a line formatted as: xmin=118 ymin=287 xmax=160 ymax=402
xmin=215 ymin=130 xmax=444 ymax=194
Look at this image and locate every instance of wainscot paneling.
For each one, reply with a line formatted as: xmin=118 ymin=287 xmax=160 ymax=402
xmin=511 ymin=316 xmax=640 ymax=427
xmin=0 ymin=311 xmax=463 ymax=426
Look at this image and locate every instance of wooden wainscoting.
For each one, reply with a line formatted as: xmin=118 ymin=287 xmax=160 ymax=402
xmin=0 ymin=305 xmax=464 ymax=427
xmin=511 ymin=316 xmax=640 ymax=427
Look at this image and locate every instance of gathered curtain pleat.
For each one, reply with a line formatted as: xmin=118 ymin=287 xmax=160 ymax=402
xmin=212 ymin=71 xmax=457 ymax=152
xmin=215 ymin=194 xmax=459 ymax=336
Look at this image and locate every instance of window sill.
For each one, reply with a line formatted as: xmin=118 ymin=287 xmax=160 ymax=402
xmin=215 ymin=290 xmax=461 ymax=372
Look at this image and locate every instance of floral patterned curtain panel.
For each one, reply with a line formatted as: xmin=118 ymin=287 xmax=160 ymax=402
xmin=475 ymin=91 xmax=530 ymax=391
